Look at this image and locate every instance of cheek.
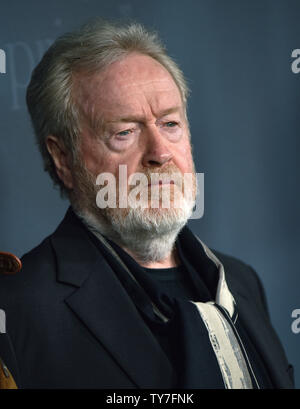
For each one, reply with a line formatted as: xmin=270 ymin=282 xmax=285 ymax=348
xmin=80 ymin=137 xmax=113 ymax=176
xmin=173 ymin=141 xmax=194 ymax=174
xmin=82 ymin=149 xmax=139 ymax=185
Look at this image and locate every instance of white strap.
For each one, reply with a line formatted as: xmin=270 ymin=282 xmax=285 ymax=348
xmin=192 ymin=301 xmax=253 ymax=389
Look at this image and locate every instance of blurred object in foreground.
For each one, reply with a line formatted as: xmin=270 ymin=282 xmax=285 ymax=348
xmin=0 ymin=251 xmax=20 ymax=389
xmin=0 ymin=358 xmax=17 ymax=389
xmin=0 ymin=252 xmax=22 ymax=275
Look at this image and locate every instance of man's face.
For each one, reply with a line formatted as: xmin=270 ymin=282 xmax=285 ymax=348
xmin=71 ymin=53 xmax=196 ymax=234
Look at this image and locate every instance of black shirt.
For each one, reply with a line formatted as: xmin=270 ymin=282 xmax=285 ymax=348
xmin=142 ymin=261 xmax=273 ymax=389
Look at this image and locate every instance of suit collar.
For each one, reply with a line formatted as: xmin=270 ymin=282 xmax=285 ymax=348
xmin=50 ymin=207 xmax=174 ymax=388
xmin=181 ymin=230 xmax=293 ymax=388
xmin=50 ymin=207 xmax=99 ymax=287
xmin=225 ymin=277 xmax=294 ymax=389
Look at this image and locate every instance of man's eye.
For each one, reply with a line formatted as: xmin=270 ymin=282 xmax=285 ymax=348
xmin=165 ymin=121 xmax=178 ymax=128
xmin=117 ymin=129 xmax=132 ymax=137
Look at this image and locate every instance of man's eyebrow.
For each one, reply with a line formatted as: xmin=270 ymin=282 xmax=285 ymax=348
xmin=106 ymin=106 xmax=182 ymax=124
xmin=89 ymin=106 xmax=182 ymax=135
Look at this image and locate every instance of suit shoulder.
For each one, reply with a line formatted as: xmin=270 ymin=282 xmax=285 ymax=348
xmin=211 ymin=248 xmax=269 ymax=314
xmin=212 ymin=249 xmax=258 ymax=279
xmin=0 ymin=235 xmax=56 ymax=304
xmin=21 ymin=235 xmax=54 ymax=271
xmin=212 ymin=249 xmax=264 ymax=294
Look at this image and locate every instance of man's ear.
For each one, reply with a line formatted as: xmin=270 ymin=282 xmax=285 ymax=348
xmin=46 ymin=135 xmax=74 ymax=190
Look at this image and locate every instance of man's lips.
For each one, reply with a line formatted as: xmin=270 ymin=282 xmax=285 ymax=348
xmin=148 ymin=180 xmax=175 ymax=187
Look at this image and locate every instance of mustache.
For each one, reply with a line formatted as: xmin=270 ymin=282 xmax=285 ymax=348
xmin=77 ymin=162 xmax=190 ymax=193
xmin=129 ymin=164 xmax=184 ymax=189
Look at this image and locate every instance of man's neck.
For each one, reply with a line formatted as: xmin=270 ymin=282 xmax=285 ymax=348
xmin=73 ymin=207 xmax=182 ymax=269
xmin=121 ymin=245 xmax=181 ymax=269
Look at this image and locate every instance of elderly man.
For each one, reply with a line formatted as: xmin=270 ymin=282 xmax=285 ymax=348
xmin=0 ymin=19 xmax=294 ymax=389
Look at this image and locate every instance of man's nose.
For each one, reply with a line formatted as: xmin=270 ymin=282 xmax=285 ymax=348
xmin=141 ymin=125 xmax=173 ymax=167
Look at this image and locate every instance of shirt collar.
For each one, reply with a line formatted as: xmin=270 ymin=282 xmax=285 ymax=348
xmin=82 ymin=217 xmax=236 ymax=320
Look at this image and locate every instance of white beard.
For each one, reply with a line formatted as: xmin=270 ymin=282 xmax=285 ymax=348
xmin=71 ymin=163 xmax=196 ymax=264
xmin=75 ymin=195 xmax=194 ymax=263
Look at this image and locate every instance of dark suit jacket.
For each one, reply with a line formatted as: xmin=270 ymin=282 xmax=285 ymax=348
xmin=0 ymin=208 xmax=294 ymax=388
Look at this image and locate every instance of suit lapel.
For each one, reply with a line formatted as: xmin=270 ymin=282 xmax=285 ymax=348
xmin=190 ymin=232 xmax=293 ymax=389
xmin=229 ymin=286 xmax=293 ymax=388
xmin=51 ymin=208 xmax=174 ymax=388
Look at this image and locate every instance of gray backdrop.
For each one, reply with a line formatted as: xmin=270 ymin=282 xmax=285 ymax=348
xmin=0 ymin=0 xmax=299 ymax=388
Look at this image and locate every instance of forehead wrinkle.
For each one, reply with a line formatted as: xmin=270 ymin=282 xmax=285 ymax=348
xmin=99 ymin=105 xmax=183 ymax=129
xmin=82 ymin=91 xmax=185 ymax=138
xmin=116 ymin=77 xmax=177 ymax=91
xmin=74 ymin=54 xmax=185 ymax=136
